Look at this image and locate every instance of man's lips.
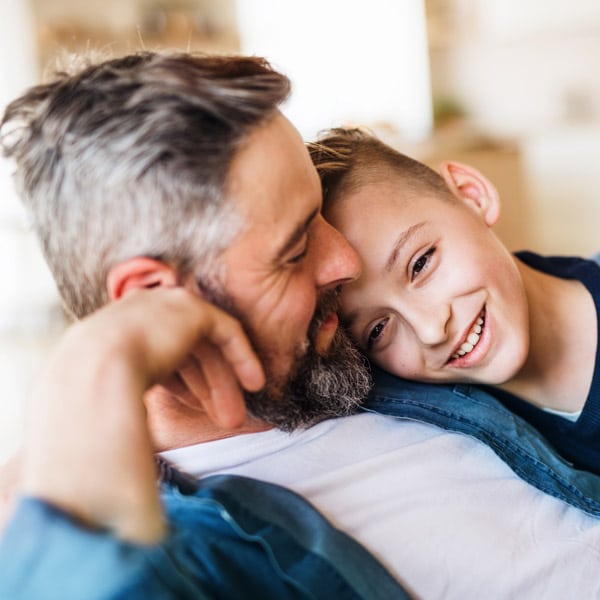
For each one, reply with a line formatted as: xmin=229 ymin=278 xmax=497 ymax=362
xmin=314 ymin=312 xmax=339 ymax=356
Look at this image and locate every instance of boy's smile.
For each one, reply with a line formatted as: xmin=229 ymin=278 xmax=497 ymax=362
xmin=325 ymin=166 xmax=531 ymax=388
xmin=448 ymin=310 xmax=485 ymax=362
xmin=447 ymin=307 xmax=489 ymax=366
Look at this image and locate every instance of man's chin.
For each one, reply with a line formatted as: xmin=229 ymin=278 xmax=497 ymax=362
xmin=205 ymin=284 xmax=372 ymax=432
xmin=244 ymin=327 xmax=371 ymax=432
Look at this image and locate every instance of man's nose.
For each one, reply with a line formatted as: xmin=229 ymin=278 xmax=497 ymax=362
xmin=405 ymin=301 xmax=451 ymax=347
xmin=313 ymin=217 xmax=361 ymax=291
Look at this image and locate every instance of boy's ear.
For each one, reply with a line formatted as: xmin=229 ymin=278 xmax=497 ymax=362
xmin=439 ymin=160 xmax=500 ymax=227
xmin=106 ymin=257 xmax=178 ymax=301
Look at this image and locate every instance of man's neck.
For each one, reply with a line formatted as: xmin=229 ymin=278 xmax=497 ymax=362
xmin=144 ymin=386 xmax=273 ymax=452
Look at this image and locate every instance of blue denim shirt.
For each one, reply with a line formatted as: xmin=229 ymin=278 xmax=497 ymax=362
xmin=0 ymin=465 xmax=408 ymax=600
xmin=4 ymin=373 xmax=600 ymax=599
xmin=366 ymin=366 xmax=600 ymax=517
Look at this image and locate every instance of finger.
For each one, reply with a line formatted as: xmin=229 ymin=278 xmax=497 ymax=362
xmin=189 ymin=341 xmax=247 ymax=429
xmin=159 ymin=370 xmax=208 ymax=412
xmin=159 ymin=372 xmax=189 ymax=399
xmin=175 ymin=355 xmax=211 ymax=408
xmin=197 ymin=307 xmax=265 ymax=393
xmin=84 ymin=288 xmax=265 ymax=393
xmin=137 ymin=289 xmax=265 ymax=393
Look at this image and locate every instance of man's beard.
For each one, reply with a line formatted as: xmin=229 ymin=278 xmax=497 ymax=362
xmin=199 ymin=280 xmax=371 ymax=432
xmin=243 ymin=291 xmax=372 ymax=432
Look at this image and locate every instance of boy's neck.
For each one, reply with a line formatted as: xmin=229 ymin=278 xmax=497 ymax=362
xmin=498 ymin=258 xmax=596 ymax=414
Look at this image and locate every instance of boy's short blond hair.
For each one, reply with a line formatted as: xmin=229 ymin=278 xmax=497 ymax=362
xmin=308 ymin=127 xmax=453 ymax=210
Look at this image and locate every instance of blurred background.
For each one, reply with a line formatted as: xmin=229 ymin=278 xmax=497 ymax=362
xmin=1 ymin=0 xmax=600 ymax=463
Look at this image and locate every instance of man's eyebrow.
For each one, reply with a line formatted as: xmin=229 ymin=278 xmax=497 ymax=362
xmin=275 ymin=207 xmax=320 ymax=261
xmin=385 ymin=222 xmax=428 ymax=273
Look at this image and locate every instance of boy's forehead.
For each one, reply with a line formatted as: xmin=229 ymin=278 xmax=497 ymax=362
xmin=327 ymin=179 xmax=411 ymax=221
xmin=328 ymin=175 xmax=451 ymax=222
xmin=326 ymin=183 xmax=443 ymax=276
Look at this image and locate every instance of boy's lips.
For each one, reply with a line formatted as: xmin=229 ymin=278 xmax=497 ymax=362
xmin=314 ymin=312 xmax=339 ymax=356
xmin=447 ymin=307 xmax=488 ymax=366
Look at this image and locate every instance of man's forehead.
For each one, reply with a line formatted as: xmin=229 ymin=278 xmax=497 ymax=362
xmin=223 ymin=113 xmax=322 ymax=257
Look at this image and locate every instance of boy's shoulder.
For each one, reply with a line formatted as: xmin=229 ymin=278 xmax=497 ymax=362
xmin=515 ymin=250 xmax=600 ymax=278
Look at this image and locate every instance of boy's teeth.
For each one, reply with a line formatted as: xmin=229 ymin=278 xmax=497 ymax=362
xmin=467 ymin=332 xmax=479 ymax=345
xmin=452 ymin=311 xmax=485 ymax=360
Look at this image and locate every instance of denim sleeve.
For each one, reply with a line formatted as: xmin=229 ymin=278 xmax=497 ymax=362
xmin=0 ymin=496 xmax=202 ymax=600
xmin=0 ymin=480 xmax=410 ymax=600
xmin=367 ymin=367 xmax=600 ymax=516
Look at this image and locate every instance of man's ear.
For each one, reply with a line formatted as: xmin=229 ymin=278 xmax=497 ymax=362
xmin=439 ymin=160 xmax=500 ymax=227
xmin=106 ymin=257 xmax=179 ymax=301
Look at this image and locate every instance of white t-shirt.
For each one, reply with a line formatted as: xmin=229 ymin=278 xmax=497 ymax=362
xmin=161 ymin=413 xmax=600 ymax=599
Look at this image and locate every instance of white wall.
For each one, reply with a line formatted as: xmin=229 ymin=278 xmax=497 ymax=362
xmin=429 ymin=0 xmax=600 ymax=138
xmin=0 ymin=0 xmax=37 ymax=226
xmin=0 ymin=0 xmax=63 ymax=464
xmin=427 ymin=0 xmax=600 ymax=256
xmin=236 ymin=0 xmax=433 ymax=143
xmin=31 ymin=0 xmax=139 ymax=32
xmin=521 ymin=124 xmax=600 ymax=256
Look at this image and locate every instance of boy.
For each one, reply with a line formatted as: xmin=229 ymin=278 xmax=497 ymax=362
xmin=310 ymin=127 xmax=600 ymax=472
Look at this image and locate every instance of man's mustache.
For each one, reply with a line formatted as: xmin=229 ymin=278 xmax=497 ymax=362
xmin=308 ymin=288 xmax=341 ymax=346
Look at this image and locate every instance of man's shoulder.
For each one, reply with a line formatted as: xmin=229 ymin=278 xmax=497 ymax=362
xmin=160 ymin=470 xmax=410 ymax=599
xmin=366 ymin=366 xmax=600 ymax=518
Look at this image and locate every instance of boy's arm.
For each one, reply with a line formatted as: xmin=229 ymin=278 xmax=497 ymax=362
xmin=17 ymin=287 xmax=264 ymax=544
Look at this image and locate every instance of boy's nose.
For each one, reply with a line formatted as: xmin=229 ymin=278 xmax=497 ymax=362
xmin=406 ymin=301 xmax=451 ymax=347
xmin=313 ymin=217 xmax=361 ymax=291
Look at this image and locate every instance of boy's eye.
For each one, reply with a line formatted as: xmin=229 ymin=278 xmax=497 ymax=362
xmin=411 ymin=247 xmax=435 ymax=280
xmin=367 ymin=317 xmax=389 ymax=350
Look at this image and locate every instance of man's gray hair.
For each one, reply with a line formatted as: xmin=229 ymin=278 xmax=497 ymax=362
xmin=1 ymin=52 xmax=290 ymax=318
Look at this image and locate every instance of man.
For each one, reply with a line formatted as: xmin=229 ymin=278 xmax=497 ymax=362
xmin=2 ymin=288 xmax=403 ymax=599
xmin=0 ymin=50 xmax=396 ymax=599
xmin=2 ymin=51 xmax=600 ymax=599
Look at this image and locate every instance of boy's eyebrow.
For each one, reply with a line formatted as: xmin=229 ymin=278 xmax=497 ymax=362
xmin=343 ymin=221 xmax=430 ymax=334
xmin=385 ymin=222 xmax=428 ymax=272
xmin=275 ymin=207 xmax=320 ymax=262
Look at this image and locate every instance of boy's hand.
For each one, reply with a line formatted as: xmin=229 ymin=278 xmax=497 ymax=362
xmin=18 ymin=288 xmax=264 ymax=544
